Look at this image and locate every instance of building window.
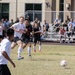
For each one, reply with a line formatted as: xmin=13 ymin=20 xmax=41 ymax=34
xmin=59 ymin=0 xmax=64 ymax=22
xmin=0 ymin=3 xmax=9 ymax=20
xmin=25 ymin=3 xmax=42 ymax=21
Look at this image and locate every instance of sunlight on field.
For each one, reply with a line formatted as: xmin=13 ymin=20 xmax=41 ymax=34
xmin=8 ymin=44 xmax=75 ymax=75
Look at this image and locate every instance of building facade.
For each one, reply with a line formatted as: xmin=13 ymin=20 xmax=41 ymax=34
xmin=0 ymin=0 xmax=75 ymax=23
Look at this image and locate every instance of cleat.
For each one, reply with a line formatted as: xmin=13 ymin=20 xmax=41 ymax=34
xmin=29 ymin=55 xmax=31 ymax=57
xmin=18 ymin=56 xmax=24 ymax=60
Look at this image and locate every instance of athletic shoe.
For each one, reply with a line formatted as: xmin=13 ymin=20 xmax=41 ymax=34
xmin=18 ymin=56 xmax=24 ymax=60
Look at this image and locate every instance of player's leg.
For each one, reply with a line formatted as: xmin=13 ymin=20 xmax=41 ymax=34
xmin=17 ymin=40 xmax=24 ymax=60
xmin=59 ymin=35 xmax=62 ymax=43
xmin=38 ymin=37 xmax=42 ymax=52
xmin=33 ymin=38 xmax=37 ymax=53
xmin=11 ymin=42 xmax=17 ymax=49
xmin=28 ymin=42 xmax=32 ymax=56
xmin=23 ymin=43 xmax=28 ymax=49
xmin=38 ymin=41 xmax=42 ymax=52
xmin=11 ymin=37 xmax=18 ymax=49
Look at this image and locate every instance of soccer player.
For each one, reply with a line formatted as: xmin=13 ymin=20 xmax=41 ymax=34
xmin=0 ymin=28 xmax=15 ymax=75
xmin=33 ymin=22 xmax=42 ymax=53
xmin=21 ymin=19 xmax=32 ymax=56
xmin=11 ymin=16 xmax=25 ymax=60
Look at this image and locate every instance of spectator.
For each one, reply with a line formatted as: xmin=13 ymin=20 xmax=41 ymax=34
xmin=15 ymin=17 xmax=19 ymax=23
xmin=66 ymin=15 xmax=70 ymax=23
xmin=4 ymin=19 xmax=10 ymax=29
xmin=54 ymin=15 xmax=62 ymax=27
xmin=54 ymin=15 xmax=62 ymax=32
xmin=43 ymin=20 xmax=49 ymax=38
xmin=67 ymin=23 xmax=74 ymax=43
xmin=72 ymin=19 xmax=75 ymax=31
xmin=1 ymin=18 xmax=5 ymax=28
xmin=0 ymin=21 xmax=4 ymax=42
xmin=10 ymin=19 xmax=14 ymax=27
xmin=59 ymin=26 xmax=66 ymax=43
xmin=43 ymin=20 xmax=49 ymax=31
xmin=1 ymin=19 xmax=6 ymax=37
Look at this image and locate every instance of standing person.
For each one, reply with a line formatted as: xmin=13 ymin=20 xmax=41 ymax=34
xmin=59 ymin=26 xmax=66 ymax=43
xmin=68 ymin=23 xmax=74 ymax=43
xmin=21 ymin=19 xmax=32 ymax=56
xmin=10 ymin=19 xmax=14 ymax=27
xmin=43 ymin=20 xmax=49 ymax=37
xmin=0 ymin=28 xmax=15 ymax=75
xmin=11 ymin=16 xmax=25 ymax=60
xmin=34 ymin=17 xmax=41 ymax=28
xmin=15 ymin=17 xmax=19 ymax=23
xmin=0 ymin=21 xmax=4 ymax=42
xmin=33 ymin=22 xmax=42 ymax=53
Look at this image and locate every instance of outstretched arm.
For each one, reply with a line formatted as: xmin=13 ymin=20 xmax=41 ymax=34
xmin=2 ymin=51 xmax=15 ymax=68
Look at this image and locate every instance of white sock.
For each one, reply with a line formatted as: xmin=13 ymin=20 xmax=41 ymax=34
xmin=18 ymin=47 xmax=23 ymax=57
xmin=34 ymin=46 xmax=36 ymax=50
xmin=28 ymin=47 xmax=31 ymax=56
xmin=39 ymin=45 xmax=41 ymax=51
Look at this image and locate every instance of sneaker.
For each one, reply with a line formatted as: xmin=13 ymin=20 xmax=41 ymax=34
xmin=29 ymin=55 xmax=31 ymax=57
xmin=18 ymin=56 xmax=24 ymax=60
xmin=34 ymin=50 xmax=36 ymax=53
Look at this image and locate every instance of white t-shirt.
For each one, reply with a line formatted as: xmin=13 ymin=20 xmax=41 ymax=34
xmin=12 ymin=23 xmax=25 ymax=38
xmin=0 ymin=26 xmax=3 ymax=35
xmin=0 ymin=38 xmax=11 ymax=64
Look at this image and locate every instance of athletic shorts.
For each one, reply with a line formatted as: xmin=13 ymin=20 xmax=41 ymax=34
xmin=0 ymin=65 xmax=11 ymax=75
xmin=0 ymin=35 xmax=3 ymax=39
xmin=21 ymin=37 xmax=30 ymax=44
xmin=34 ymin=37 xmax=41 ymax=43
xmin=13 ymin=37 xmax=21 ymax=43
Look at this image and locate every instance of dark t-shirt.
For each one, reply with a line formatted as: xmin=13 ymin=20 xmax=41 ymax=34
xmin=33 ymin=27 xmax=40 ymax=38
xmin=22 ymin=25 xmax=32 ymax=39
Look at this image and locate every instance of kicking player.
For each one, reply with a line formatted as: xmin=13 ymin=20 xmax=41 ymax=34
xmin=21 ymin=19 xmax=32 ymax=56
xmin=33 ymin=22 xmax=42 ymax=53
xmin=11 ymin=16 xmax=25 ymax=60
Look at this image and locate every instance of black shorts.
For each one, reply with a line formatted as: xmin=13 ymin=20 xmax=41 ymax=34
xmin=0 ymin=35 xmax=3 ymax=39
xmin=34 ymin=37 xmax=41 ymax=43
xmin=0 ymin=65 xmax=11 ymax=75
xmin=21 ymin=38 xmax=30 ymax=44
xmin=13 ymin=37 xmax=21 ymax=43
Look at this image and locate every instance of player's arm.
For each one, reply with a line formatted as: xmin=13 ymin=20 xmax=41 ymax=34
xmin=2 ymin=51 xmax=15 ymax=68
xmin=34 ymin=31 xmax=41 ymax=34
xmin=10 ymin=24 xmax=20 ymax=33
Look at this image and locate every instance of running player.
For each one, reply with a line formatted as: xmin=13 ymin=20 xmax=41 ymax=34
xmin=33 ymin=22 xmax=42 ymax=53
xmin=21 ymin=19 xmax=32 ymax=56
xmin=11 ymin=16 xmax=25 ymax=60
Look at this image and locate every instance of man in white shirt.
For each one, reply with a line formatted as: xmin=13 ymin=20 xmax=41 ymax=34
xmin=0 ymin=28 xmax=15 ymax=75
xmin=11 ymin=16 xmax=25 ymax=60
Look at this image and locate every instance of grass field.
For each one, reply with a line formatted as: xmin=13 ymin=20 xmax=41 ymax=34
xmin=8 ymin=44 xmax=75 ymax=75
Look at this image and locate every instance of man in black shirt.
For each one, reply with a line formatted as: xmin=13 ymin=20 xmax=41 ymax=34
xmin=21 ymin=19 xmax=32 ymax=56
xmin=33 ymin=22 xmax=42 ymax=53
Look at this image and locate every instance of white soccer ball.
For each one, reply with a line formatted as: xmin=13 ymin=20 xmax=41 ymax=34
xmin=60 ymin=60 xmax=67 ymax=67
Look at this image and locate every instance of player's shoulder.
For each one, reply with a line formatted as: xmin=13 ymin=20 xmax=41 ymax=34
xmin=1 ymin=38 xmax=10 ymax=45
xmin=12 ymin=22 xmax=19 ymax=26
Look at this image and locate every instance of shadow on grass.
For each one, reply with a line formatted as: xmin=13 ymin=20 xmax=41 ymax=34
xmin=26 ymin=57 xmax=57 ymax=61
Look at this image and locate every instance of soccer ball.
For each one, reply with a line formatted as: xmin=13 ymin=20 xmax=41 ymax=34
xmin=60 ymin=60 xmax=67 ymax=67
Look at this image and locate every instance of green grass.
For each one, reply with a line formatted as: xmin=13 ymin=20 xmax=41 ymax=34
xmin=8 ymin=44 xmax=75 ymax=75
